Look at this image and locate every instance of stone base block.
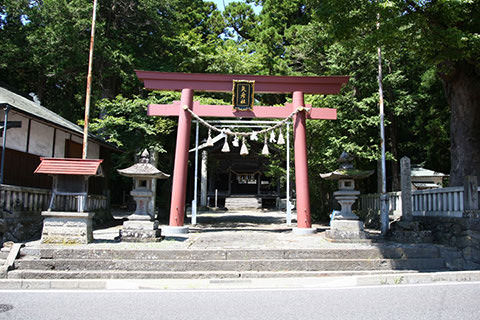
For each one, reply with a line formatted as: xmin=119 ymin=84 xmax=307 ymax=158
xmin=126 ymin=214 xmax=153 ymax=221
xmin=292 ymin=227 xmax=317 ymax=235
xmin=121 ymin=220 xmax=163 ymax=242
xmin=41 ymin=211 xmax=94 ymax=244
xmin=123 ymin=220 xmax=159 ymax=230
xmin=326 ymin=219 xmax=368 ymax=242
xmin=161 ymin=225 xmax=189 ymax=236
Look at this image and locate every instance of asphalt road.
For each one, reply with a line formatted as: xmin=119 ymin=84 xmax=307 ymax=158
xmin=1 ymin=282 xmax=479 ymax=320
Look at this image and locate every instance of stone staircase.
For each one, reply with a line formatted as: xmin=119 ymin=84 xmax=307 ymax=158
xmin=225 ymin=196 xmax=262 ymax=211
xmin=7 ymin=246 xmax=448 ymax=279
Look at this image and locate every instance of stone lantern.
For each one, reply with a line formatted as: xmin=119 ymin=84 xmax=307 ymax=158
xmin=320 ymin=152 xmax=373 ymax=241
xmin=117 ymin=149 xmax=170 ymax=242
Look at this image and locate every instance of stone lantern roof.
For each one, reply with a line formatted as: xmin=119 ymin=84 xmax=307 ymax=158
xmin=117 ymin=150 xmax=170 ymax=179
xmin=320 ymin=151 xmax=374 ymax=180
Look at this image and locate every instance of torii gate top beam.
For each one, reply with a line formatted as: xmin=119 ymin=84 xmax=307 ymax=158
xmin=135 ymin=71 xmax=349 ymax=94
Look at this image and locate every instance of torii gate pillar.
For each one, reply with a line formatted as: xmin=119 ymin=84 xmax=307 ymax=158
xmin=292 ymin=91 xmax=315 ymax=234
xmin=167 ymin=88 xmax=193 ymax=233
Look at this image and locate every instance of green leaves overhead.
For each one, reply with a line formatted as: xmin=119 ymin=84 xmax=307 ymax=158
xmin=0 ymin=0 xmax=223 ymax=121
xmin=4 ymin=0 xmax=474 ymax=216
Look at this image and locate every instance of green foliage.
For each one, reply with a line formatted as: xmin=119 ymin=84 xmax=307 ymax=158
xmin=90 ymin=91 xmax=179 ymax=154
xmin=2 ymin=0 xmax=466 ymax=218
xmin=0 ymin=0 xmax=223 ymax=122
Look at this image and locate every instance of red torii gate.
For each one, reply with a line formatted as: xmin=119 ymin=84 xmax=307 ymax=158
xmin=135 ymin=71 xmax=349 ymax=234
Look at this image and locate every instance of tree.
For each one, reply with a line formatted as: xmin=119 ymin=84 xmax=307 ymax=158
xmin=0 ymin=0 xmax=223 ymax=121
xmin=310 ymin=0 xmax=480 ymax=186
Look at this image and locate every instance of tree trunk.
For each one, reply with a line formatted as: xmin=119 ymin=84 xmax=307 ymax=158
xmin=440 ymin=61 xmax=480 ymax=186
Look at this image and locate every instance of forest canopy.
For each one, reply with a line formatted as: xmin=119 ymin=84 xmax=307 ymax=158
xmin=1 ymin=0 xmax=477 ymax=219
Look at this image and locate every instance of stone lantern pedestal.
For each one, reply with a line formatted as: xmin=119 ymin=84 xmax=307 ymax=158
xmin=121 ymin=182 xmax=161 ymax=242
xmin=118 ymin=150 xmax=170 ymax=242
xmin=327 ymin=179 xmax=367 ymax=241
xmin=321 ymin=152 xmax=373 ymax=242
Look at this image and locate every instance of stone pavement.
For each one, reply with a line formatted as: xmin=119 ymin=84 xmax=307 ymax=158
xmin=25 ymin=209 xmax=382 ymax=250
xmin=17 ymin=208 xmax=449 ymax=254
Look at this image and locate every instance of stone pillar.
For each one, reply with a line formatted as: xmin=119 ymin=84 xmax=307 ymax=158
xmin=200 ymin=150 xmax=208 ymax=208
xmin=464 ymin=175 xmax=479 ymax=211
xmin=400 ymin=156 xmax=412 ymax=221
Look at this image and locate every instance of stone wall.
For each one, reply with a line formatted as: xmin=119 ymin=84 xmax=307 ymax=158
xmin=1 ymin=211 xmax=43 ymax=244
xmin=414 ymin=214 xmax=480 ymax=270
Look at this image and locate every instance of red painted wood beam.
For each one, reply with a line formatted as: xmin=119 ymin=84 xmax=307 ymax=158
xmin=135 ymin=71 xmax=349 ymax=94
xmin=147 ymin=101 xmax=337 ymax=120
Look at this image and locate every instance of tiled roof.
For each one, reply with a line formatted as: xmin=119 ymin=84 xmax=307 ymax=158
xmin=0 ymin=86 xmax=86 ymax=136
xmin=35 ymin=158 xmax=103 ymax=176
xmin=0 ymin=86 xmax=119 ymax=151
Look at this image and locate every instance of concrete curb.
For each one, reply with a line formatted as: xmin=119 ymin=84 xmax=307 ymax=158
xmin=1 ymin=271 xmax=480 ymax=290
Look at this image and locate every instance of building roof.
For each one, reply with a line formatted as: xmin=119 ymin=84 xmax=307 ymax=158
xmin=0 ymin=86 xmax=117 ymax=150
xmin=34 ymin=158 xmax=103 ymax=176
xmin=411 ymin=166 xmax=448 ymax=178
xmin=413 ymin=182 xmax=442 ymax=189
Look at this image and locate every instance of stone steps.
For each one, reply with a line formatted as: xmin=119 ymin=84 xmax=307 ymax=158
xmin=20 ymin=247 xmax=442 ymax=261
xmin=225 ymin=197 xmax=261 ymax=210
xmin=13 ymin=257 xmax=446 ymax=272
xmin=7 ymin=269 xmax=421 ymax=280
xmin=8 ymin=246 xmax=447 ymax=279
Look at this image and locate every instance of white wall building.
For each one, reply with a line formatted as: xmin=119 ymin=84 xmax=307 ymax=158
xmin=0 ymin=85 xmax=115 ymax=189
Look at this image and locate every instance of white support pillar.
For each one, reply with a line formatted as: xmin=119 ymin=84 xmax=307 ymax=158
xmin=200 ymin=150 xmax=208 ymax=207
xmin=191 ymin=121 xmax=199 ymax=225
xmin=286 ymin=122 xmax=292 ymax=225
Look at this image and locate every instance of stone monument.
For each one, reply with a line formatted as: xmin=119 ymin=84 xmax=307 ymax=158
xmin=321 ymin=152 xmax=373 ymax=242
xmin=118 ymin=150 xmax=170 ymax=242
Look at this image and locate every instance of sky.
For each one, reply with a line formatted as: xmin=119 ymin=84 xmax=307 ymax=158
xmin=207 ymin=0 xmax=262 ymax=14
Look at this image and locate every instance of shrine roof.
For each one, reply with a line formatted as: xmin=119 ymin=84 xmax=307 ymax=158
xmin=411 ymin=166 xmax=448 ymax=177
xmin=34 ymin=158 xmax=103 ymax=176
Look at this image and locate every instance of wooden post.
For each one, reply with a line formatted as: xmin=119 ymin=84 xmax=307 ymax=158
xmin=168 ymin=89 xmax=193 ymax=228
xmin=292 ymin=91 xmax=313 ymax=232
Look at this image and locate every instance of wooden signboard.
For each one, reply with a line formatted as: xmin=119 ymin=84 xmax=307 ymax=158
xmin=232 ymin=80 xmax=255 ymax=111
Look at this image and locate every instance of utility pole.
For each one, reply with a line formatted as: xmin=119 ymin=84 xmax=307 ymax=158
xmin=82 ymin=0 xmax=98 ymax=159
xmin=377 ymin=13 xmax=389 ymax=235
